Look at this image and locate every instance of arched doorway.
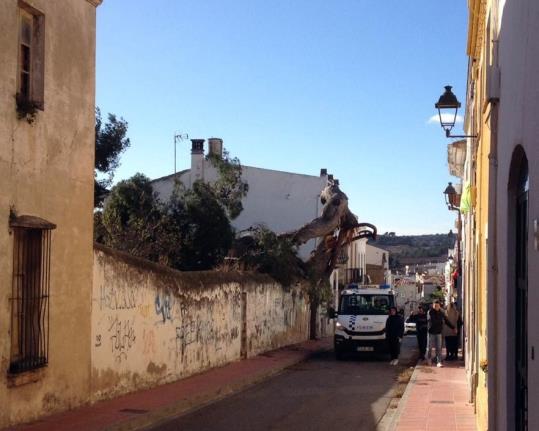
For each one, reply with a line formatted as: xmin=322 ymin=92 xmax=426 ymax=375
xmin=511 ymin=148 xmax=529 ymax=430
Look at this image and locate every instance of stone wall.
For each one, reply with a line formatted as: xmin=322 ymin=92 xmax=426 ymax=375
xmin=91 ymin=245 xmax=311 ymax=401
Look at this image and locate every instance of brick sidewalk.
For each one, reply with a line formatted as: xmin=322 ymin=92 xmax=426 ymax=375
xmin=5 ymin=338 xmax=331 ymax=431
xmin=391 ymin=361 xmax=476 ymax=431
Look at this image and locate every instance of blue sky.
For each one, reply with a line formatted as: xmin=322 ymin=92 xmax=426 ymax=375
xmin=96 ymin=0 xmax=468 ymax=235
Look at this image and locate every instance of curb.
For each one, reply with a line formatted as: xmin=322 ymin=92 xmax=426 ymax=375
xmin=104 ymin=344 xmax=332 ymax=431
xmin=377 ymin=363 xmax=422 ymax=431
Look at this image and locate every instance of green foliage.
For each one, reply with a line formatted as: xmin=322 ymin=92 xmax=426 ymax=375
xmin=100 ymin=173 xmax=164 ymax=261
xmin=370 ymin=232 xmax=457 ymax=269
xmin=207 ymin=150 xmax=248 ymax=219
xmin=98 ymin=174 xmax=233 ymax=271
xmin=429 ymin=288 xmax=445 ymax=302
xmin=94 ymin=107 xmax=131 ymax=207
xmin=175 ymin=181 xmax=234 ymax=270
xmin=237 ymin=226 xmax=304 ymax=286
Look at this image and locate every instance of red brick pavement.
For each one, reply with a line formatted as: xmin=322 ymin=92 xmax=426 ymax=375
xmin=393 ymin=361 xmax=477 ymax=431
xmin=5 ymin=338 xmax=331 ymax=431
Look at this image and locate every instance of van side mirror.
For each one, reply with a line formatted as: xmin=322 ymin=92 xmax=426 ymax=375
xmin=328 ymin=307 xmax=337 ymax=319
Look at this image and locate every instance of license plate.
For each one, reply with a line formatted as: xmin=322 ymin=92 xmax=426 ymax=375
xmin=357 ymin=346 xmax=374 ymax=352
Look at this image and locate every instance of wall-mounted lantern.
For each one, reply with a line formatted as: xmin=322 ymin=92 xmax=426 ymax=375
xmin=443 ymin=182 xmax=460 ymax=211
xmin=435 ymin=86 xmax=477 ymax=139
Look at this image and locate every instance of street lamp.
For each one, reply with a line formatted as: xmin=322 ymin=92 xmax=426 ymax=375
xmin=434 ymin=86 xmax=477 ymax=139
xmin=443 ymin=182 xmax=460 ymax=211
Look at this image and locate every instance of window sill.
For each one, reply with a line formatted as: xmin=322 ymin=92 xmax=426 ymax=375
xmin=7 ymin=366 xmax=47 ymax=388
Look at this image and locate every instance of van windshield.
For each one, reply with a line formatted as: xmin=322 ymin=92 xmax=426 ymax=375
xmin=339 ymin=294 xmax=394 ymax=315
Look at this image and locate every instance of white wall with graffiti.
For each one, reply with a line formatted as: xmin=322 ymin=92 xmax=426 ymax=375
xmin=91 ymin=245 xmax=310 ymax=401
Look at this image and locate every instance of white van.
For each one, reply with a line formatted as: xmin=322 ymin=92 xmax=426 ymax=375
xmin=331 ymin=285 xmax=396 ymax=359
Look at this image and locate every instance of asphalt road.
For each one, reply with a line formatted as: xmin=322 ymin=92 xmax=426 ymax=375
xmin=147 ymin=336 xmax=418 ymax=431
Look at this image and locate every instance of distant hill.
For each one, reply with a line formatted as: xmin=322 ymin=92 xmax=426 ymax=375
xmin=369 ymin=232 xmax=456 ymax=270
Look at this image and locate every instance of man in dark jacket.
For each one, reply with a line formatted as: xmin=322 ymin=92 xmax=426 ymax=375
xmin=409 ymin=306 xmax=428 ymax=361
xmin=385 ymin=306 xmax=404 ymax=365
xmin=428 ymin=300 xmax=455 ymax=367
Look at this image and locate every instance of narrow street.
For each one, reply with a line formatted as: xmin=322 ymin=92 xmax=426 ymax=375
xmin=148 ymin=337 xmax=417 ymax=431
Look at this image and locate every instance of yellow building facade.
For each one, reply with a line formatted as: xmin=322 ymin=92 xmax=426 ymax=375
xmin=462 ymin=0 xmax=539 ymax=429
xmin=462 ymin=1 xmax=496 ymax=429
xmin=0 ymin=0 xmax=100 ymax=427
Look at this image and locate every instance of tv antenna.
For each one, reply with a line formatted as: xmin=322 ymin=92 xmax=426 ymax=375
xmin=174 ymin=132 xmax=189 ymax=175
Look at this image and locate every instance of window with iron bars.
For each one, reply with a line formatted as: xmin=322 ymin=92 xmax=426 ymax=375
xmin=9 ymin=215 xmax=55 ymax=374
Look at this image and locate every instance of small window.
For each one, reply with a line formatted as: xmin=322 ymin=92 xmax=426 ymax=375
xmin=9 ymin=215 xmax=55 ymax=374
xmin=17 ymin=3 xmax=45 ymax=109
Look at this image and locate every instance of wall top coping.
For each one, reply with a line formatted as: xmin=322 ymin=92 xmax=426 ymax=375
xmin=86 ymin=0 xmax=103 ymax=7
xmin=94 ymin=243 xmax=277 ymax=287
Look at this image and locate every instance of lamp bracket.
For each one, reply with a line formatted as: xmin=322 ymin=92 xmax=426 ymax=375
xmin=445 ymin=130 xmax=477 ymax=139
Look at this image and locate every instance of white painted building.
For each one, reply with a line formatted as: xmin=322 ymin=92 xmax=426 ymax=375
xmin=366 ymin=243 xmax=390 ymax=284
xmin=366 ymin=243 xmax=389 ymax=268
xmin=152 ymin=138 xmax=328 ymax=259
xmin=392 ymin=275 xmax=420 ymax=316
xmin=329 ymin=237 xmax=367 ymax=309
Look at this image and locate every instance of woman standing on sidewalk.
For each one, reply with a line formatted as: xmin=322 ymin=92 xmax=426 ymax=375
xmin=443 ymin=302 xmax=461 ymax=360
xmin=428 ymin=300 xmax=455 ymax=367
xmin=385 ymin=306 xmax=404 ymax=365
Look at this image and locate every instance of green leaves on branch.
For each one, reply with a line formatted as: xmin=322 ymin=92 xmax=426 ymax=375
xmin=233 ymin=226 xmax=304 ymax=287
xmin=96 ymin=174 xmax=233 ymax=271
xmin=207 ymin=150 xmax=248 ymax=220
xmin=94 ymin=107 xmax=131 ymax=207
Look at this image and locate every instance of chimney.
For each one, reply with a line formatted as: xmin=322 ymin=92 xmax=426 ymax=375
xmin=320 ymin=168 xmax=327 ymax=177
xmin=328 ymin=174 xmax=334 ymax=181
xmin=190 ymin=139 xmax=205 ymax=185
xmin=208 ymin=137 xmax=223 ymax=158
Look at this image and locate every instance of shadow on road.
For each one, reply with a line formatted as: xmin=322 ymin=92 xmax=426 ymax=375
xmin=149 ymin=337 xmax=419 ymax=431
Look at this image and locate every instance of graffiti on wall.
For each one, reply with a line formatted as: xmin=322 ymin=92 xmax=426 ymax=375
xmin=155 ymin=291 xmax=173 ymax=324
xmin=107 ymin=315 xmax=136 ymax=363
xmin=142 ymin=328 xmax=156 ymax=356
xmin=171 ymin=317 xmax=235 ymax=362
xmin=93 ymin=250 xmax=310 ymax=394
xmin=99 ymin=284 xmax=138 ymax=311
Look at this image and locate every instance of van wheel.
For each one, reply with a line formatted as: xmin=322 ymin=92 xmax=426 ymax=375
xmin=335 ymin=346 xmax=344 ymax=360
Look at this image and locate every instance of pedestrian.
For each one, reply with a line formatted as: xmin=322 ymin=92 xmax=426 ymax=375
xmin=385 ymin=306 xmax=404 ymax=365
xmin=409 ymin=306 xmax=428 ymax=361
xmin=443 ymin=302 xmax=462 ymax=360
xmin=427 ymin=300 xmax=455 ymax=367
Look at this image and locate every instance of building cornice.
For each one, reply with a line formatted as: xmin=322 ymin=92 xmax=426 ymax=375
xmin=467 ymin=0 xmax=487 ymax=59
xmin=86 ymin=0 xmax=103 ymax=7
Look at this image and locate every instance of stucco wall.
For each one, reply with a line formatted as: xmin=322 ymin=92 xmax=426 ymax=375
xmin=0 ymin=0 xmax=97 ymax=428
xmin=495 ymin=1 xmax=539 ymax=429
xmin=91 ymin=245 xmax=310 ymax=401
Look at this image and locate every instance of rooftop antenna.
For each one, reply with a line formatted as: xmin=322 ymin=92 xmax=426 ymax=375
xmin=174 ymin=132 xmax=189 ymax=175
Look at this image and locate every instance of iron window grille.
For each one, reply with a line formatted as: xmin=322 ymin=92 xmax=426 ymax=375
xmin=9 ymin=215 xmax=55 ymax=374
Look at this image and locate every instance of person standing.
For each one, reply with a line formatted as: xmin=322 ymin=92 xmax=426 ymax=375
xmin=409 ymin=306 xmax=428 ymax=361
xmin=443 ymin=302 xmax=462 ymax=360
xmin=428 ymin=300 xmax=455 ymax=367
xmin=386 ymin=306 xmax=404 ymax=365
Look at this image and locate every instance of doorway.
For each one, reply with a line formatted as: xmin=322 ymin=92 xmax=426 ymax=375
xmin=514 ymin=156 xmax=529 ymax=430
